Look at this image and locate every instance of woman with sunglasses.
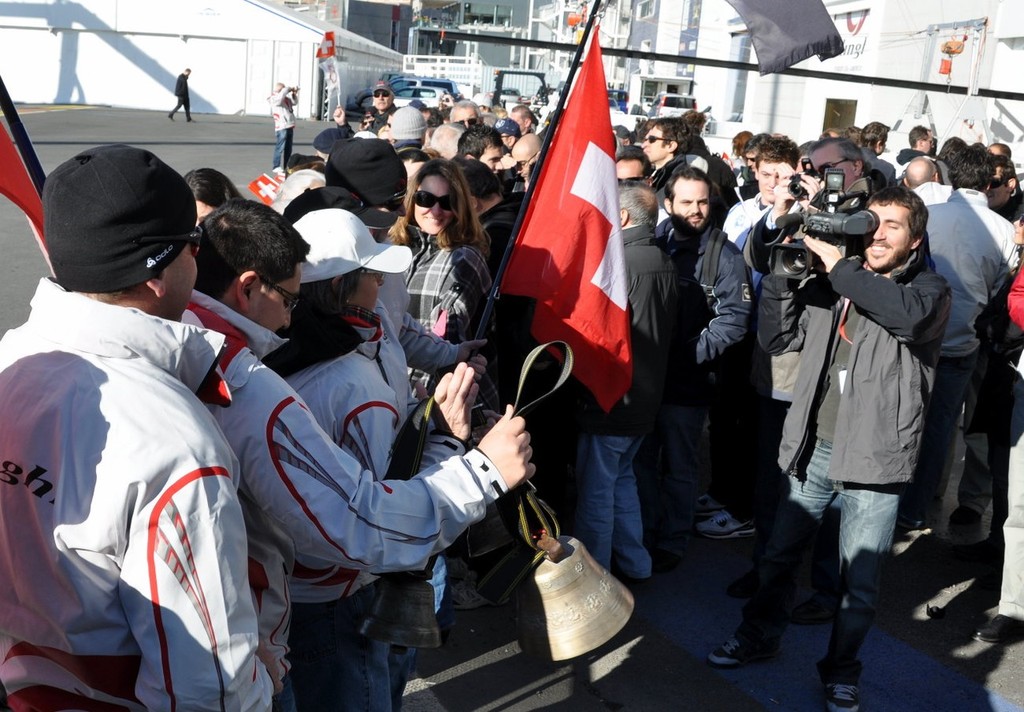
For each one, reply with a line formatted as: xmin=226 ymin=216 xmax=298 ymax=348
xmin=390 ymin=158 xmax=499 ymax=411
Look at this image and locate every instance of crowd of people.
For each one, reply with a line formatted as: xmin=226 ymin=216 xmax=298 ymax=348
xmin=1 ymin=82 xmax=1024 ymax=712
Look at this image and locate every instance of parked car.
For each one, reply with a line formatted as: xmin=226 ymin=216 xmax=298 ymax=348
xmin=393 ymin=86 xmax=442 ymax=108
xmin=647 ymin=92 xmax=697 ymax=118
xmin=389 ymin=76 xmax=463 ymax=101
xmin=608 ymin=89 xmax=628 ymax=113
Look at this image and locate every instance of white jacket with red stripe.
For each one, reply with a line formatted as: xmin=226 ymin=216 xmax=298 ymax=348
xmin=183 ymin=293 xmax=507 ymax=654
xmin=0 ymin=279 xmax=271 ymax=711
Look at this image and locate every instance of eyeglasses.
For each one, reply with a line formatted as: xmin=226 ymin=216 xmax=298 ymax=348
xmin=815 ymin=158 xmax=851 ymax=172
xmin=644 ymin=134 xmax=669 ymax=144
xmin=360 ymin=269 xmax=385 ymax=282
xmin=259 ymin=276 xmax=300 ymax=312
xmin=456 ymin=118 xmax=479 ymax=127
xmin=413 ymin=190 xmax=453 ymax=211
xmin=373 ymin=90 xmax=392 ymax=98
xmin=618 ymin=177 xmax=647 ymax=184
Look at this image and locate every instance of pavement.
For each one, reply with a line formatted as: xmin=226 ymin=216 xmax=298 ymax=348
xmin=2 ymin=106 xmax=1024 ymax=711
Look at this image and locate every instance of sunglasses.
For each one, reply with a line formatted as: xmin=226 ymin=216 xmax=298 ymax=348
xmin=413 ymin=190 xmax=453 ymax=211
xmin=989 ymin=176 xmax=1011 ymax=190
xmin=360 ymin=269 xmax=385 ymax=282
xmin=259 ymin=276 xmax=300 ymax=312
xmin=373 ymin=90 xmax=392 ymax=98
xmin=184 ymin=224 xmax=203 ymax=257
xmin=457 ymin=118 xmax=479 ymax=127
xmin=644 ymin=135 xmax=669 ymax=144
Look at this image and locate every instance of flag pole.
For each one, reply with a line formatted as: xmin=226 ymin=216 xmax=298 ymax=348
xmin=473 ymin=0 xmax=603 ymax=340
xmin=0 ymin=74 xmax=45 ymax=196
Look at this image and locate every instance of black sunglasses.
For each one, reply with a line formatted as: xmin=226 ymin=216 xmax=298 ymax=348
xmin=413 ymin=190 xmax=453 ymax=211
xmin=373 ymin=90 xmax=392 ymax=98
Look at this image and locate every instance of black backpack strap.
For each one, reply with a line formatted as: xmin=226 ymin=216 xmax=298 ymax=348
xmin=701 ymin=228 xmax=727 ymax=310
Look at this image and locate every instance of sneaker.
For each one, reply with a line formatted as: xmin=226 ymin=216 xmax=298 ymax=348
xmin=450 ymin=579 xmax=495 ymax=610
xmin=706 ymin=635 xmax=779 ymax=669
xmin=696 ymin=510 xmax=755 ymax=539
xmin=695 ymin=492 xmax=726 ymax=515
xmin=825 ymin=683 xmax=860 ymax=711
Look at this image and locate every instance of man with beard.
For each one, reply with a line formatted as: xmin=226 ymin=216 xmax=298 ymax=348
xmin=634 ymin=166 xmax=751 ymax=573
xmin=707 ymin=187 xmax=951 ymax=712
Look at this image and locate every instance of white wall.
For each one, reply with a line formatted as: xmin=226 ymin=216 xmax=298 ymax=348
xmin=0 ymin=0 xmax=400 ymax=117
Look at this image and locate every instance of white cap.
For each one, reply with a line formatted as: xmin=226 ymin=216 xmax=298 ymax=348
xmin=293 ymin=208 xmax=412 ymax=283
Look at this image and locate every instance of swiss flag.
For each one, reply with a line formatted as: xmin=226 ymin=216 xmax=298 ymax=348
xmin=500 ymin=30 xmax=631 ymax=412
xmin=316 ymin=31 xmax=336 ymax=59
xmin=0 ymin=122 xmax=47 ymax=262
xmin=248 ymin=172 xmax=283 ymax=205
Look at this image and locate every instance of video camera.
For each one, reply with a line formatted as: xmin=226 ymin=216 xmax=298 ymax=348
xmin=769 ymin=168 xmax=878 ymax=280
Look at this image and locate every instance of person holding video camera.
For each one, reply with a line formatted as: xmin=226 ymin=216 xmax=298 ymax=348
xmin=707 ymin=175 xmax=951 ymax=711
xmin=269 ymin=82 xmax=299 ymax=174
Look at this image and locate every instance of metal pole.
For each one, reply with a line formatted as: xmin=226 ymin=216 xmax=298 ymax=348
xmin=0 ymin=74 xmax=46 ymax=195
xmin=473 ymin=0 xmax=603 ymax=340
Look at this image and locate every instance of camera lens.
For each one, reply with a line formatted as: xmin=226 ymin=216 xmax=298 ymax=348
xmin=780 ymin=250 xmax=807 ymax=276
xmin=789 ymin=176 xmax=808 ymax=200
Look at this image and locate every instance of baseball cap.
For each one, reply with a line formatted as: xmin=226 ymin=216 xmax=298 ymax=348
xmin=324 ymin=138 xmax=407 ymax=208
xmin=293 ymin=208 xmax=412 ymax=283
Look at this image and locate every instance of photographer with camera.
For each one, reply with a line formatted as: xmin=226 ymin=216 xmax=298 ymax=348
xmin=707 ymin=184 xmax=950 ymax=712
xmin=269 ymin=82 xmax=299 ymax=174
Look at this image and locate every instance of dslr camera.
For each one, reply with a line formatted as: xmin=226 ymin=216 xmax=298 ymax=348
xmin=769 ymin=168 xmax=878 ymax=280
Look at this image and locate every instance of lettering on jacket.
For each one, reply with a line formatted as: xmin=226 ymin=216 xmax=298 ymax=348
xmin=0 ymin=459 xmax=56 ymax=504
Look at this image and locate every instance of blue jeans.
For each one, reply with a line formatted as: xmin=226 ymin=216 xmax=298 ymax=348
xmin=575 ymin=433 xmax=650 ymax=577
xmin=288 ymin=584 xmax=414 ymax=712
xmin=738 ymin=440 xmax=902 ymax=685
xmin=635 ymin=404 xmax=707 ymax=555
xmin=899 ymin=350 xmax=978 ymax=527
xmin=273 ymin=127 xmax=293 ymax=172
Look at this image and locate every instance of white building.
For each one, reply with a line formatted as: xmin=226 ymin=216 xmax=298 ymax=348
xmin=0 ymin=0 xmax=401 ymax=118
xmin=689 ymin=0 xmax=1024 ymax=156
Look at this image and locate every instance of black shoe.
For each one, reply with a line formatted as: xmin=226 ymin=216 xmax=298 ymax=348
xmin=726 ymin=569 xmax=759 ymax=599
xmin=168 ymin=114 xmax=174 ymax=120
xmin=790 ymin=598 xmax=835 ymax=625
xmin=707 ymin=635 xmax=779 ymax=668
xmin=650 ymin=548 xmax=682 ymax=574
xmin=949 ymin=505 xmax=982 ymax=526
xmin=952 ymin=539 xmax=1003 ymax=564
xmin=974 ymin=614 xmax=1024 ymax=643
xmin=187 ymin=118 xmax=195 ymax=122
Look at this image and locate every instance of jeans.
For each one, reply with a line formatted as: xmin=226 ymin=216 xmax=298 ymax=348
xmin=575 ymin=433 xmax=650 ymax=577
xmin=899 ymin=350 xmax=979 ymax=527
xmin=273 ymin=127 xmax=294 ymax=172
xmin=635 ymin=404 xmax=707 ymax=555
xmin=738 ymin=440 xmax=902 ymax=685
xmin=288 ymin=584 xmax=414 ymax=711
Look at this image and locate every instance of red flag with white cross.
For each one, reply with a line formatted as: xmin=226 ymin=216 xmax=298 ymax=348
xmin=248 ymin=173 xmax=282 ymax=205
xmin=499 ymin=29 xmax=631 ymax=412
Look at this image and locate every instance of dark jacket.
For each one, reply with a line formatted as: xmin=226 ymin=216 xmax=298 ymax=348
xmin=691 ymin=136 xmax=740 ymax=209
xmin=656 ymin=223 xmax=752 ymax=406
xmin=761 ymin=251 xmax=951 ymax=485
xmin=896 ymin=148 xmax=928 ymax=166
xmin=577 ymin=224 xmax=679 ymax=434
xmin=174 ymin=73 xmax=189 ymax=98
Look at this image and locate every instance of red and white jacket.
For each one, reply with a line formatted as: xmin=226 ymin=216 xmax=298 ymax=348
xmin=183 ymin=293 xmax=507 ymax=660
xmin=0 ymin=279 xmax=271 ymax=711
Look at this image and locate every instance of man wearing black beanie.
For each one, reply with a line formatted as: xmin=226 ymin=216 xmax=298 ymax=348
xmin=0 ymin=145 xmax=272 ymax=709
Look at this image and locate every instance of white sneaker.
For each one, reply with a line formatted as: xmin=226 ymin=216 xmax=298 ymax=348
xmin=695 ymin=492 xmax=726 ymax=515
xmin=696 ymin=510 xmax=755 ymax=539
xmin=450 ymin=579 xmax=496 ymax=610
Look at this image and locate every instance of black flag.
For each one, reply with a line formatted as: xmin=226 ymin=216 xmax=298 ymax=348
xmin=725 ymin=0 xmax=844 ymax=75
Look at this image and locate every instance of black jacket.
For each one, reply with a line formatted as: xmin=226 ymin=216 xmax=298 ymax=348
xmin=656 ymin=223 xmax=752 ymax=406
xmin=174 ymin=73 xmax=189 ymax=98
xmin=577 ymin=224 xmax=679 ymax=434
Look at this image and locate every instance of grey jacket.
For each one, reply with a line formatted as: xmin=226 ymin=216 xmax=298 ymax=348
xmin=763 ymin=251 xmax=951 ymax=485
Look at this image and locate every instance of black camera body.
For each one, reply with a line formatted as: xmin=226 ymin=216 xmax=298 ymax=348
xmin=769 ymin=169 xmax=878 ymax=280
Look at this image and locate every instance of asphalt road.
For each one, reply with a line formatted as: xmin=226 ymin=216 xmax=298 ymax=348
xmin=1 ymin=106 xmax=1023 ymax=711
